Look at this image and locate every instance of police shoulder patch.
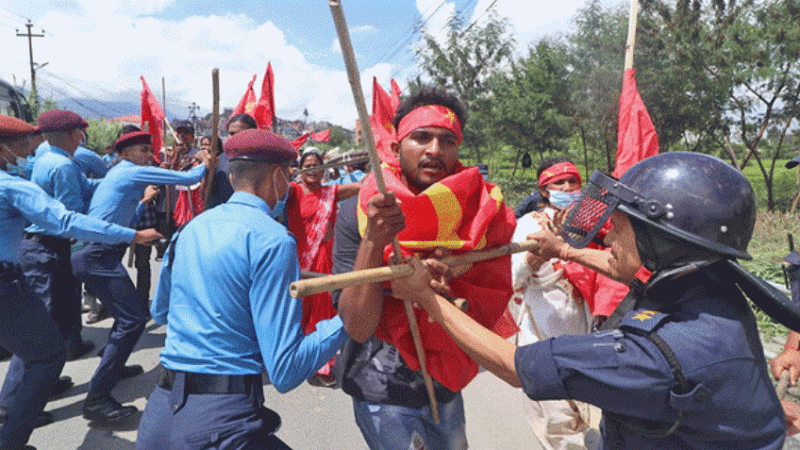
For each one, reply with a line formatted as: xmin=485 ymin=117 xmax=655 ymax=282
xmin=619 ymin=309 xmax=671 ymax=332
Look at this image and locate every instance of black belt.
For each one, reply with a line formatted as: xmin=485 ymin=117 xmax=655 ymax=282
xmin=24 ymin=233 xmax=71 ymax=247
xmin=158 ymin=368 xmax=260 ymax=395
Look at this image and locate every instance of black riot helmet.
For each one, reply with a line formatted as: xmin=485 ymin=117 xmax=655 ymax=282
xmin=561 ymin=152 xmax=756 ymax=271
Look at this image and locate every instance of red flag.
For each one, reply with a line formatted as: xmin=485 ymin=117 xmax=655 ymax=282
xmin=369 ymin=77 xmax=397 ymax=165
xmin=311 ymin=129 xmax=330 ymax=142
xmin=232 ymin=75 xmax=257 ymax=117
xmin=254 ymin=63 xmax=275 ymax=130
xmin=612 ymin=68 xmax=659 ymax=178
xmin=291 ymin=132 xmax=310 ymax=150
xmin=140 ymin=76 xmax=163 ymax=164
xmin=390 ymin=78 xmax=401 ymax=112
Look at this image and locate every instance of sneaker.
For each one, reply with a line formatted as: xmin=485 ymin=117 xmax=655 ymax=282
xmin=85 ymin=307 xmax=110 ymax=324
xmin=82 ymin=394 xmax=137 ymax=424
xmin=0 ymin=407 xmax=54 ymax=428
xmin=66 ymin=340 xmax=95 ymax=361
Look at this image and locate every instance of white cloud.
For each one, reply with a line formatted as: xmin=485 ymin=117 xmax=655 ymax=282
xmin=0 ymin=0 xmax=391 ymax=128
xmin=351 ymin=24 xmax=376 ymax=34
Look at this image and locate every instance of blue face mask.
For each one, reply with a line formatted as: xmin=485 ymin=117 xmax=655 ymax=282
xmin=270 ymin=168 xmax=290 ymax=219
xmin=548 ymin=189 xmax=582 ymax=210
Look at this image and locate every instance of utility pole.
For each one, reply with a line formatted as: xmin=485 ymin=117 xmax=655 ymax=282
xmin=16 ymin=20 xmax=45 ymax=111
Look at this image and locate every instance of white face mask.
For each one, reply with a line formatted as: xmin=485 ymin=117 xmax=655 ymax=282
xmin=548 ymin=189 xmax=582 ymax=210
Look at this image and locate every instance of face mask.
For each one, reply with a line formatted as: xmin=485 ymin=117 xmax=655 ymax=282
xmin=270 ymin=168 xmax=290 ymax=219
xmin=548 ymin=189 xmax=582 ymax=210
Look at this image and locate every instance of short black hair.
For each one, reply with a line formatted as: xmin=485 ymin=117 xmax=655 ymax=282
xmin=228 ymin=159 xmax=270 ymax=190
xmin=227 ymin=113 xmax=257 ymax=131
xmin=118 ymin=124 xmax=141 ymax=139
xmin=393 ymin=87 xmax=466 ymax=130
xmin=175 ymin=121 xmax=194 ymax=135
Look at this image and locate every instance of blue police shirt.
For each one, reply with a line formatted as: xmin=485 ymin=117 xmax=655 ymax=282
xmin=26 ymin=143 xmax=101 ymax=234
xmin=152 ymin=191 xmax=347 ymax=393
xmin=515 ymin=267 xmax=785 ymax=450
xmin=87 ymin=159 xmax=206 ymax=228
xmin=0 ymin=171 xmax=135 ymax=264
xmin=73 ymin=146 xmax=109 ymax=179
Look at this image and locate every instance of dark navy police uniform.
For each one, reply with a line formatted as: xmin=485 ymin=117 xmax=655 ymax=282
xmin=515 ymin=263 xmax=785 ymax=449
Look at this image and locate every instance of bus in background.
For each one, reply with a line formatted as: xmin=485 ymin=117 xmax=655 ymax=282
xmin=0 ymin=78 xmax=33 ymax=123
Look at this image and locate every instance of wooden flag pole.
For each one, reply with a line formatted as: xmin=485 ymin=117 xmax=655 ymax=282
xmin=203 ymin=69 xmax=220 ymax=206
xmin=291 ymin=239 xmax=539 ymax=298
xmin=624 ymin=0 xmax=639 ymax=70
xmin=328 ymin=0 xmax=440 ymax=423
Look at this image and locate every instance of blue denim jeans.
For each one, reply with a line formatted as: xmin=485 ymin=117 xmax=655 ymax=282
xmin=352 ymin=394 xmax=468 ymax=450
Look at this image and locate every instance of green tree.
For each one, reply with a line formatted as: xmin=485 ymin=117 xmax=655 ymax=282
xmin=487 ymin=40 xmax=574 ymax=177
xmin=411 ymin=7 xmax=516 ymax=163
xmin=86 ymin=118 xmax=121 ymax=155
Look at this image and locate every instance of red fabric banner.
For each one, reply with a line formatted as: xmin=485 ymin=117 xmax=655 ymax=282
xmin=357 ymin=164 xmax=516 ymax=392
xmin=291 ymin=133 xmax=310 ymax=150
xmin=173 ymin=184 xmax=204 ymax=227
xmin=612 ymin=68 xmax=659 ymax=178
xmin=369 ymin=77 xmax=398 ymax=166
xmin=390 ymin=79 xmax=402 ymax=112
xmin=311 ymin=129 xmax=330 ymax=142
xmin=140 ymin=76 xmax=163 ymax=164
xmin=233 ymin=75 xmax=257 ymax=117
xmin=254 ymin=63 xmax=275 ymax=130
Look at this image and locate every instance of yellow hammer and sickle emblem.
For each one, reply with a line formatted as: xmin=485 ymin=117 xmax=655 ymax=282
xmin=632 ymin=310 xmax=657 ymax=322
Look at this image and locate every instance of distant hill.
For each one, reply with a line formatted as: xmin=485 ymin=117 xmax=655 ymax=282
xmin=45 ymin=97 xmax=187 ymax=122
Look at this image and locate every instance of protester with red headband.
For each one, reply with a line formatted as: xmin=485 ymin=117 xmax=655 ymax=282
xmin=334 ymin=87 xmax=516 ymax=450
xmin=509 ymin=157 xmax=600 ymax=450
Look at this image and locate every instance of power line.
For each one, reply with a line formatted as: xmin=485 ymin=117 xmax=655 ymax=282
xmin=0 ymin=6 xmax=28 ymax=22
xmin=37 ymin=71 xmax=129 ymax=117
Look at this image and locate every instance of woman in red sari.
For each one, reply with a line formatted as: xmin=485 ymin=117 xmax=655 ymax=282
xmin=286 ymin=148 xmax=361 ymax=385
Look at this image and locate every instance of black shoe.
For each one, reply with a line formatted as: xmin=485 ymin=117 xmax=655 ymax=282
xmin=0 ymin=346 xmax=11 ymax=361
xmin=66 ymin=340 xmax=95 ymax=361
xmin=50 ymin=376 xmax=73 ymax=397
xmin=119 ymin=365 xmax=143 ymax=379
xmin=82 ymin=394 xmax=137 ymax=423
xmin=0 ymin=407 xmax=54 ymax=428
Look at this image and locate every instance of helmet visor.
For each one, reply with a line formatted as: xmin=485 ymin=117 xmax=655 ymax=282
xmin=561 ymin=171 xmax=642 ymax=248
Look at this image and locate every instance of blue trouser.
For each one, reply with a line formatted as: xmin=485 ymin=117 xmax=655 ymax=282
xmin=18 ymin=234 xmax=82 ymax=343
xmin=352 ymin=394 xmax=468 ymax=450
xmin=0 ymin=265 xmax=66 ymax=450
xmin=72 ymin=243 xmax=146 ymax=398
xmin=136 ymin=371 xmax=291 ymax=450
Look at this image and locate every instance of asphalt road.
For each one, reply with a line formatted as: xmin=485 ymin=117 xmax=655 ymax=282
xmin=4 ymin=250 xmax=543 ymax=450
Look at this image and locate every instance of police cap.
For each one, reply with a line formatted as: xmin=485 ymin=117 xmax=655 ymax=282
xmin=114 ymin=131 xmax=151 ymax=153
xmin=36 ymin=110 xmax=89 ymax=133
xmin=224 ymin=129 xmax=297 ymax=165
xmin=0 ymin=115 xmax=36 ymax=138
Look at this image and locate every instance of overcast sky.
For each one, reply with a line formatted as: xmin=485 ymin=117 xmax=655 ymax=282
xmin=0 ymin=0 xmax=619 ymax=128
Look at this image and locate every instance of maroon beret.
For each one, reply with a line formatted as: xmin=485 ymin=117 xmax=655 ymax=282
xmin=0 ymin=115 xmax=36 ymax=138
xmin=114 ymin=131 xmax=152 ymax=153
xmin=37 ymin=110 xmax=89 ymax=133
xmin=224 ymin=129 xmax=297 ymax=164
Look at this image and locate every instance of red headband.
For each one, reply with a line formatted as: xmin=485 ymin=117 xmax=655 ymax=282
xmin=538 ymin=162 xmax=582 ymax=188
xmin=396 ymin=105 xmax=462 ymax=144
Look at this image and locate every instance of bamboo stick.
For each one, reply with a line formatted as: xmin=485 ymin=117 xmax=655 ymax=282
xmin=624 ymin=0 xmax=639 ymax=70
xmin=291 ymin=239 xmax=539 ymax=297
xmin=296 ymin=156 xmax=370 ymax=175
xmin=328 ymin=0 xmax=439 ymax=423
xmin=203 ymin=68 xmax=220 ymax=206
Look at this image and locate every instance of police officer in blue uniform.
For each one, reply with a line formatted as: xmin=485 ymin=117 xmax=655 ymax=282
xmin=72 ymin=131 xmax=210 ymax=424
xmin=0 ymin=115 xmax=160 ymax=450
xmin=392 ymin=152 xmax=792 ymax=449
xmin=136 ymin=129 xmax=348 ymax=450
xmin=21 ymin=110 xmax=100 ymax=361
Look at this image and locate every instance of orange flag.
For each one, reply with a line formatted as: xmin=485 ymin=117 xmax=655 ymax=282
xmin=140 ymin=76 xmax=163 ymax=163
xmin=612 ymin=68 xmax=659 ymax=178
xmin=232 ymin=75 xmax=257 ymax=117
xmin=369 ymin=77 xmax=397 ymax=165
xmin=254 ymin=63 xmax=275 ymax=130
